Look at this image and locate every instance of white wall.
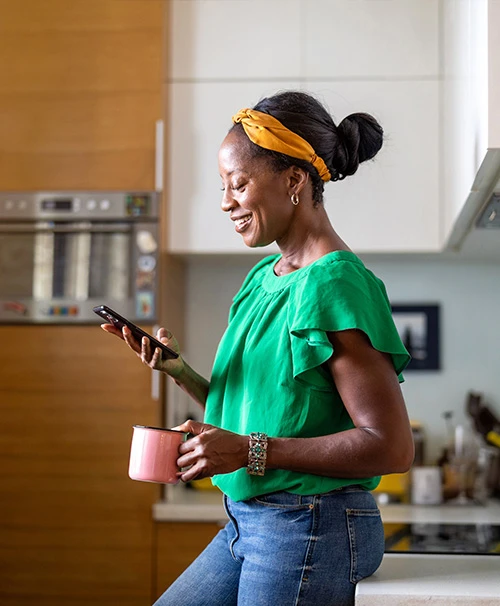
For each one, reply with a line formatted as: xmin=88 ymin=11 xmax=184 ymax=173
xmin=177 ymin=254 xmax=500 ymax=464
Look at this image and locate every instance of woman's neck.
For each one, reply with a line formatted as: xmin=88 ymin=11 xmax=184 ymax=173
xmin=275 ymin=207 xmax=352 ymax=276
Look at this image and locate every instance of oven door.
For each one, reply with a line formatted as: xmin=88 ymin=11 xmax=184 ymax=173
xmin=0 ymin=221 xmax=149 ymax=323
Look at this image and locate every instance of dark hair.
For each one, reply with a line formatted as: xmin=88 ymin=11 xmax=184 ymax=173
xmin=231 ymin=90 xmax=383 ymax=205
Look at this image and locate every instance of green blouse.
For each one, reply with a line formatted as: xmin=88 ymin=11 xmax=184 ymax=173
xmin=204 ymin=251 xmax=410 ymax=502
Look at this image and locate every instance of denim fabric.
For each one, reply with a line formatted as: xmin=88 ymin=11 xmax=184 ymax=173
xmin=154 ymin=486 xmax=384 ymax=606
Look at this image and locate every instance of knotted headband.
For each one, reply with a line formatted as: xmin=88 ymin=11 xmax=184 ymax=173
xmin=232 ymin=108 xmax=331 ymax=182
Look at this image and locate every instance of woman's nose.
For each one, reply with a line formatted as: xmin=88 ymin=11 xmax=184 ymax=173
xmin=221 ymin=189 xmax=236 ymax=213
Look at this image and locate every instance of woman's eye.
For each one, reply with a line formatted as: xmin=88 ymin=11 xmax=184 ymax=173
xmin=233 ymin=183 xmax=245 ymax=191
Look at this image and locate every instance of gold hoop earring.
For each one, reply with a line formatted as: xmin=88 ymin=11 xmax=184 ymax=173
xmin=291 ymin=193 xmax=299 ymax=206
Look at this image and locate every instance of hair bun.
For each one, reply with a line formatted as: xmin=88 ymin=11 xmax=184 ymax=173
xmin=334 ymin=113 xmax=383 ymax=178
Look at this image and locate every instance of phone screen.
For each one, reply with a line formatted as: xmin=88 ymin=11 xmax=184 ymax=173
xmin=93 ymin=305 xmax=179 ymax=360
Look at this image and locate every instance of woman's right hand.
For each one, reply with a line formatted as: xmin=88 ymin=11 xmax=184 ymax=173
xmin=101 ymin=324 xmax=185 ymax=377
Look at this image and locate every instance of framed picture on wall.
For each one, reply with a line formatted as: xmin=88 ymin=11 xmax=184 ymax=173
xmin=391 ymin=304 xmax=441 ymax=371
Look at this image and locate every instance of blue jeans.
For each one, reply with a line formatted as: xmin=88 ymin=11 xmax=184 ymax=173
xmin=154 ymin=486 xmax=384 ymax=606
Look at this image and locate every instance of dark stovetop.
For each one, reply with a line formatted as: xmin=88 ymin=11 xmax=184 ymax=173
xmin=384 ymin=522 xmax=500 ymax=555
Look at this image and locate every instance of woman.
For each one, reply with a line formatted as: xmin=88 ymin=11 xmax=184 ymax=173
xmin=103 ymin=90 xmax=414 ymax=606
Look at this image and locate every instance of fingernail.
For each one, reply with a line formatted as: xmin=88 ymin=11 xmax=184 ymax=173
xmin=166 ymin=330 xmax=172 ymax=339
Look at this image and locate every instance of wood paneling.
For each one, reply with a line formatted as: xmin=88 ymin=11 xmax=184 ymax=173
xmin=0 ymin=32 xmax=162 ymax=93
xmin=0 ymin=94 xmax=161 ymax=153
xmin=154 ymin=522 xmax=221 ymax=601
xmin=0 ymin=0 xmax=163 ymax=191
xmin=0 ymin=1 xmax=165 ymax=603
xmin=0 ymin=326 xmax=160 ymax=605
xmin=0 ymin=0 xmax=163 ymax=32
xmin=0 ymin=149 xmax=157 ymax=191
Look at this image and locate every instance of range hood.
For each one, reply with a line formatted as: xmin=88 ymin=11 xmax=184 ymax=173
xmin=445 ymin=149 xmax=500 ymax=258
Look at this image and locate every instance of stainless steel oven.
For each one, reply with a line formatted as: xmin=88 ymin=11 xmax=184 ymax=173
xmin=0 ymin=191 xmax=159 ymax=323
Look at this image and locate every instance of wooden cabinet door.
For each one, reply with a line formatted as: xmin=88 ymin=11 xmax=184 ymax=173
xmin=0 ymin=0 xmax=163 ymax=191
xmin=0 ymin=326 xmax=160 ymax=606
xmin=154 ymin=522 xmax=221 ymax=601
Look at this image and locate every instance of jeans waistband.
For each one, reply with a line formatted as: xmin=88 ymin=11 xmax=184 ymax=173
xmin=241 ymin=484 xmax=368 ymax=506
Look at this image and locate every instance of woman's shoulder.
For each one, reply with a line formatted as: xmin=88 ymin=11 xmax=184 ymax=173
xmin=290 ymin=250 xmax=392 ymax=322
xmin=301 ymin=250 xmax=383 ymax=292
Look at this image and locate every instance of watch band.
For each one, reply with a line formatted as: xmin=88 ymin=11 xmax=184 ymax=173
xmin=247 ymin=432 xmax=268 ymax=476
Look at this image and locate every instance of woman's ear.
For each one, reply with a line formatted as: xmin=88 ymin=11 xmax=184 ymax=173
xmin=287 ymin=166 xmax=309 ymax=196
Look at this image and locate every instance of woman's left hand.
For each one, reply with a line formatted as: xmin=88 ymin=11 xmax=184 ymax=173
xmin=175 ymin=420 xmax=248 ymax=482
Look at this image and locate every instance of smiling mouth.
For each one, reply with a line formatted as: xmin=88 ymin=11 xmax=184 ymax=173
xmin=234 ymin=215 xmax=252 ymax=233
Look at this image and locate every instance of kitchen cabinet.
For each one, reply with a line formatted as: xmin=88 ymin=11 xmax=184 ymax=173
xmin=168 ymin=0 xmax=438 ymax=81
xmin=154 ymin=521 xmax=220 ymax=600
xmin=442 ymin=0 xmax=500 ymax=252
xmin=0 ymin=1 xmax=164 ymax=605
xmin=168 ymin=0 xmax=302 ymax=81
xmin=303 ymin=0 xmax=439 ymax=80
xmin=166 ymin=80 xmax=299 ymax=254
xmin=0 ymin=326 xmax=159 ymax=606
xmin=167 ymin=80 xmax=440 ymax=254
xmin=299 ymin=81 xmax=439 ymax=253
xmin=0 ymin=0 xmax=162 ymax=191
xmin=166 ymin=0 xmax=441 ymax=254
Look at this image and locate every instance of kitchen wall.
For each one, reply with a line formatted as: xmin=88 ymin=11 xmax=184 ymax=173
xmin=174 ymin=253 xmax=500 ymax=465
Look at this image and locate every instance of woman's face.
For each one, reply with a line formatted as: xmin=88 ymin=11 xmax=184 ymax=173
xmin=218 ymin=129 xmax=296 ymax=248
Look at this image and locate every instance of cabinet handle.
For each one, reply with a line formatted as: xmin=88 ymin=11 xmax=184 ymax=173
xmin=151 ymin=323 xmax=160 ymax=400
xmin=151 ymin=368 xmax=160 ymax=401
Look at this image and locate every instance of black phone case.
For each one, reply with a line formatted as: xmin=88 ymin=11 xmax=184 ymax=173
xmin=93 ymin=305 xmax=179 ymax=360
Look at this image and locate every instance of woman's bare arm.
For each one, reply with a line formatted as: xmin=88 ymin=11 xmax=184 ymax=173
xmin=101 ymin=323 xmax=209 ymax=409
xmin=266 ymin=329 xmax=414 ymax=477
xmin=169 ymin=364 xmax=210 ymax=410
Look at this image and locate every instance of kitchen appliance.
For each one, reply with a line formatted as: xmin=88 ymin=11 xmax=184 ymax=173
xmin=384 ymin=522 xmax=500 ymax=555
xmin=0 ymin=191 xmax=159 ymax=323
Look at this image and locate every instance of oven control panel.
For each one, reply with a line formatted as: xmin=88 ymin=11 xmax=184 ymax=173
xmin=0 ymin=191 xmax=158 ymax=220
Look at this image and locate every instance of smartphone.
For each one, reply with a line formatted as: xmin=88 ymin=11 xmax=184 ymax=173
xmin=93 ymin=305 xmax=179 ymax=360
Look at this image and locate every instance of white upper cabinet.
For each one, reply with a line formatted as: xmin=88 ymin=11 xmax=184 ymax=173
xmin=166 ymin=0 xmax=441 ymax=254
xmin=169 ymin=0 xmax=302 ymax=80
xmin=441 ymin=0 xmax=500 ymax=256
xmin=441 ymin=0 xmax=488 ymax=243
xmin=303 ymin=0 xmax=439 ymax=78
xmin=308 ymin=81 xmax=440 ymax=253
xmin=167 ymin=81 xmax=297 ymax=254
xmin=489 ymin=1 xmax=500 ymax=149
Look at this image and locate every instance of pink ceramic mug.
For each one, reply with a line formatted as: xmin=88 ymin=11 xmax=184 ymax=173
xmin=128 ymin=425 xmax=187 ymax=484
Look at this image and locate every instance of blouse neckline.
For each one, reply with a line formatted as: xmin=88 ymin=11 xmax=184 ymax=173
xmin=262 ymin=250 xmax=363 ymax=293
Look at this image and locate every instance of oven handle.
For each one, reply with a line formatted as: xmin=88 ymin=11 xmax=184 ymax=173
xmin=0 ymin=222 xmax=132 ymax=233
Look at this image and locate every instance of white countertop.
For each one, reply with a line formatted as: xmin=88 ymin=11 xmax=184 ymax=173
xmin=379 ymin=500 xmax=500 ymax=525
xmin=355 ymin=553 xmax=500 ymax=605
xmin=153 ymin=487 xmax=500 ymax=524
xmin=153 ymin=487 xmax=226 ymax=522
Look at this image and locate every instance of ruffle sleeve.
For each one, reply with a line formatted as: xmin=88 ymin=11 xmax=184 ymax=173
xmin=287 ymin=259 xmax=410 ymax=385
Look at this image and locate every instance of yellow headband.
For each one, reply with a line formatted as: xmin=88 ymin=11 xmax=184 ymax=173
xmin=232 ymin=108 xmax=331 ymax=182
